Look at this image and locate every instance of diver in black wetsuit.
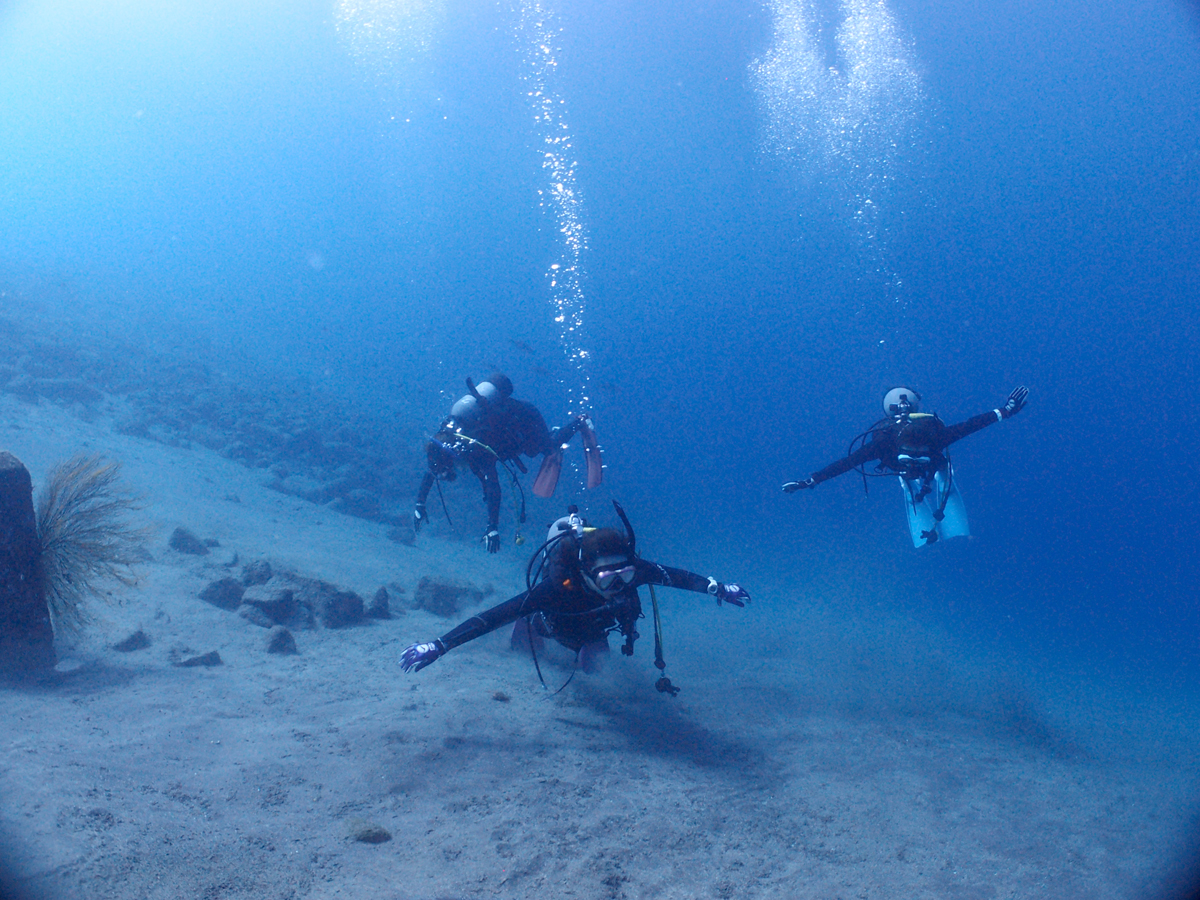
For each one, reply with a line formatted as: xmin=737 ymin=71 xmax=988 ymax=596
xmin=413 ymin=373 xmax=601 ymax=553
xmin=783 ymin=385 xmax=1028 ymax=521
xmin=400 ymin=505 xmax=750 ymax=683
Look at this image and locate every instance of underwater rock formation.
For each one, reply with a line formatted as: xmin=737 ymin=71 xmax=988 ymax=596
xmin=265 ymin=626 xmax=297 ymax=654
xmin=0 ymin=451 xmax=55 ymax=672
xmin=199 ymin=569 xmax=364 ymax=630
xmin=367 ymin=586 xmax=391 ymax=619
xmin=169 ymin=527 xmax=209 ymax=555
xmin=199 ymin=577 xmax=245 ymax=611
xmin=413 ymin=577 xmax=486 ymax=618
xmin=240 ymin=583 xmax=298 ymax=625
xmin=110 ymin=629 xmax=151 ymax=652
xmin=241 ymin=559 xmax=272 ymax=585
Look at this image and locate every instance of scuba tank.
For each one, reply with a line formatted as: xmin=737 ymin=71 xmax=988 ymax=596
xmin=525 ymin=506 xmax=587 ymax=592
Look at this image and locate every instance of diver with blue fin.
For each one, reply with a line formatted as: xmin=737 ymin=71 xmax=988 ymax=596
xmin=783 ymin=385 xmax=1029 ymax=546
xmin=412 ymin=372 xmax=602 ymax=552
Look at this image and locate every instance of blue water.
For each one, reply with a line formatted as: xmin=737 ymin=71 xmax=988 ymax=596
xmin=3 ymin=0 xmax=1200 ymax=880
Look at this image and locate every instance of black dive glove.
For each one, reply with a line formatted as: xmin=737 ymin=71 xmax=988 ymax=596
xmin=400 ymin=640 xmax=445 ymax=673
xmin=1000 ymin=386 xmax=1029 ymax=419
xmin=484 ymin=528 xmax=501 ymax=553
xmin=707 ymin=578 xmax=750 ymax=607
xmin=782 ymin=478 xmax=816 ymax=493
xmin=413 ymin=502 xmax=427 ymax=533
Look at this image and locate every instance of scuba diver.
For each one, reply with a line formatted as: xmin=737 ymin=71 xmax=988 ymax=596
xmin=782 ymin=385 xmax=1029 ymax=546
xmin=401 ymin=502 xmax=751 ymax=694
xmin=413 ymin=373 xmax=602 ymax=553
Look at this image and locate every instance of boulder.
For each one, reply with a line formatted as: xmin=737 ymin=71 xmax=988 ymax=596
xmin=366 ymin=586 xmax=391 ymax=619
xmin=240 ymin=583 xmax=297 ymax=625
xmin=169 ymin=527 xmax=209 ymax=555
xmin=289 ymin=576 xmax=364 ymax=629
xmin=314 ymin=587 xmax=363 ymax=629
xmin=241 ymin=559 xmax=272 ymax=586
xmin=199 ymin=577 xmax=245 ymax=611
xmin=265 ymin=626 xmax=297 ymax=655
xmin=237 ymin=604 xmax=274 ymax=628
xmin=0 ymin=451 xmax=55 ymax=672
xmin=413 ymin=577 xmax=485 ymax=618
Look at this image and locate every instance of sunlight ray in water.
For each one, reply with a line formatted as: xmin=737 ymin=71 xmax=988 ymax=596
xmin=333 ymin=0 xmax=445 ymax=87
xmin=750 ymin=0 xmax=924 ymax=332
xmin=513 ymin=0 xmax=592 ymax=415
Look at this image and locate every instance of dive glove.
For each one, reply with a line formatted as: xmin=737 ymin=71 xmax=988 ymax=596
xmin=1000 ymin=385 xmax=1029 ymax=419
xmin=484 ymin=528 xmax=501 ymax=554
xmin=707 ymin=577 xmax=750 ymax=607
xmin=401 ymin=640 xmax=445 ymax=673
xmin=782 ymin=478 xmax=816 ymax=493
xmin=413 ymin=503 xmax=427 ymax=533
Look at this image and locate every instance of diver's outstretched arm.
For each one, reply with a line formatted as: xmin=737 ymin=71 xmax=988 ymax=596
xmin=413 ymin=471 xmax=435 ymax=532
xmin=943 ymin=386 xmax=1030 ymax=445
xmin=783 ymin=441 xmax=878 ymax=493
xmin=400 ymin=589 xmax=545 ymax=672
xmin=634 ymin=560 xmax=750 ymax=607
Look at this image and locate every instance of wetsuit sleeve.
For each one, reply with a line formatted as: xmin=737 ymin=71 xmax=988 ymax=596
xmin=941 ymin=411 xmax=1002 ymax=447
xmin=437 ymin=585 xmax=549 ymax=652
xmin=468 ymin=455 xmax=502 ymax=528
xmin=632 ymin=560 xmax=716 ymax=596
xmin=808 ymin=441 xmax=881 ymax=486
xmin=416 ymin=470 xmax=435 ymax=505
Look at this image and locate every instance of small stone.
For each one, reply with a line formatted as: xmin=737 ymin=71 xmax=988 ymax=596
xmin=385 ymin=524 xmax=415 ymax=546
xmin=173 ymin=650 xmax=222 ymax=667
xmin=111 ymin=630 xmax=150 ymax=653
xmin=169 ymin=527 xmax=209 ymax=555
xmin=347 ymin=819 xmax=391 ymax=844
xmin=366 ymin=587 xmax=391 ymax=619
xmin=265 ymin=626 xmax=297 ymax=655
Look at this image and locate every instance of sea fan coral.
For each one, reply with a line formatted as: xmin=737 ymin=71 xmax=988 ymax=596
xmin=36 ymin=454 xmax=144 ymax=635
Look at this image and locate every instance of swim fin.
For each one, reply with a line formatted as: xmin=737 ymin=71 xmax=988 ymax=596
xmin=579 ymin=418 xmax=603 ymax=488
xmin=533 ymin=449 xmax=563 ymax=498
xmin=900 ymin=464 xmax=969 ymax=548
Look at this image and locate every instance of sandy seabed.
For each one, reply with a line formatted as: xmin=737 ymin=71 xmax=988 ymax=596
xmin=1 ymin=390 xmax=1198 ymax=900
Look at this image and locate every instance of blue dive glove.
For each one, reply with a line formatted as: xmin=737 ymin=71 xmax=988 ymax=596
xmin=1000 ymin=386 xmax=1029 ymax=419
xmin=401 ymin=640 xmax=445 ymax=673
xmin=782 ymin=478 xmax=816 ymax=493
xmin=707 ymin=578 xmax=750 ymax=607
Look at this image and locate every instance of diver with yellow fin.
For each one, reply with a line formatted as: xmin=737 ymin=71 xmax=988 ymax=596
xmin=412 ymin=373 xmax=602 ymax=552
xmin=783 ymin=385 xmax=1029 ymax=546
